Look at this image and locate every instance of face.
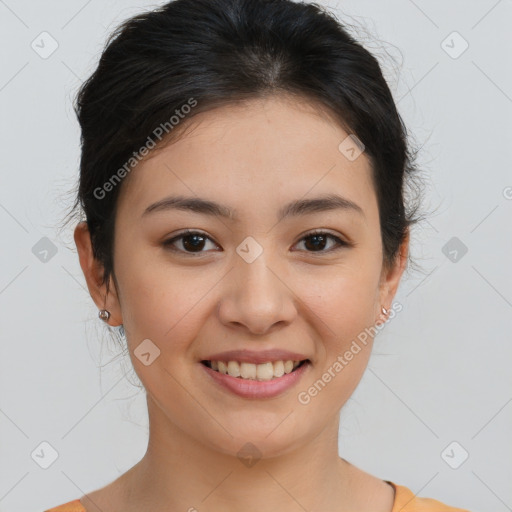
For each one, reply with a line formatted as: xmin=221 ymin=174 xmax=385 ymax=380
xmin=75 ymin=94 xmax=408 ymax=459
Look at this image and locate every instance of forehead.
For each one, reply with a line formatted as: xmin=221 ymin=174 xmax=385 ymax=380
xmin=116 ymin=94 xmax=377 ymax=224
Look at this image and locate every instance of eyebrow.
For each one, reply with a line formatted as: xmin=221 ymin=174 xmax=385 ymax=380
xmin=142 ymin=193 xmax=365 ymax=221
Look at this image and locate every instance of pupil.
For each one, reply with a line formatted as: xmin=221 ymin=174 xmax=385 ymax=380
xmin=183 ymin=234 xmax=205 ymax=251
xmin=306 ymin=234 xmax=326 ymax=251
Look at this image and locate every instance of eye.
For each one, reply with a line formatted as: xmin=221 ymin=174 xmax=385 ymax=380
xmin=162 ymin=229 xmax=349 ymax=256
xmin=162 ymin=230 xmax=218 ymax=256
xmin=292 ymin=230 xmax=349 ymax=253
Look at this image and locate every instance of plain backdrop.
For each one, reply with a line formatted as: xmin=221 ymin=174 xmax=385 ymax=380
xmin=1 ymin=1 xmax=511 ymax=511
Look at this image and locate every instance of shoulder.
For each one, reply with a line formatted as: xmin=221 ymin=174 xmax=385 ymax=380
xmin=44 ymin=499 xmax=86 ymax=512
xmin=388 ymin=481 xmax=471 ymax=512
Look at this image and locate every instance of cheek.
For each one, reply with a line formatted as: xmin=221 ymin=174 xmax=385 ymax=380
xmin=117 ymin=263 xmax=226 ymax=401
xmin=297 ymin=260 xmax=381 ymax=331
xmin=115 ymin=246 xmax=211 ymax=336
xmin=295 ymin=273 xmax=377 ymax=412
xmin=293 ymin=263 xmax=380 ymax=394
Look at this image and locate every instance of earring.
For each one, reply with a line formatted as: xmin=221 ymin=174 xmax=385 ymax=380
xmin=98 ymin=309 xmax=111 ymax=322
xmin=377 ymin=306 xmax=389 ymax=326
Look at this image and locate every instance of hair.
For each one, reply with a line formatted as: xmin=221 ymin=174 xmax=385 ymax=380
xmin=61 ymin=0 xmax=428 ymax=301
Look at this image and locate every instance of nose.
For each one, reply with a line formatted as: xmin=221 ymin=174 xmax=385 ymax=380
xmin=217 ymin=252 xmax=297 ymax=335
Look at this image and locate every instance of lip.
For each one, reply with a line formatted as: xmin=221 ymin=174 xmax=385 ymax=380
xmin=200 ymin=360 xmax=311 ymax=399
xmin=200 ymin=348 xmax=310 ymax=365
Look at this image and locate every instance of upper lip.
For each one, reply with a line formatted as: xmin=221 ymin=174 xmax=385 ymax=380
xmin=201 ymin=349 xmax=310 ymax=364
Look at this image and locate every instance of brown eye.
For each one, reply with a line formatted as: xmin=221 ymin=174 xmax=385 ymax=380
xmin=294 ymin=231 xmax=348 ymax=253
xmin=162 ymin=229 xmax=349 ymax=257
xmin=163 ymin=230 xmax=218 ymax=255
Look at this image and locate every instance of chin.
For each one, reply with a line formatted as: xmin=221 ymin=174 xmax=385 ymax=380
xmin=203 ymin=421 xmax=309 ymax=461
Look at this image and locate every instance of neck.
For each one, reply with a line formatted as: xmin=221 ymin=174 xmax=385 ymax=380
xmin=120 ymin=395 xmax=360 ymax=512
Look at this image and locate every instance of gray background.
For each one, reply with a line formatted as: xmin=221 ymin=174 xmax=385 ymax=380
xmin=1 ymin=1 xmax=511 ymax=511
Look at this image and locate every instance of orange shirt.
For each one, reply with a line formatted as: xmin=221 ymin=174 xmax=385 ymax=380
xmin=44 ymin=481 xmax=470 ymax=511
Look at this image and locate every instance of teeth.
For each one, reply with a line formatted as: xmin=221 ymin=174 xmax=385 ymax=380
xmin=227 ymin=360 xmax=240 ymax=377
xmin=273 ymin=360 xmax=285 ymax=377
xmin=240 ymin=361 xmax=257 ymax=379
xmin=208 ymin=360 xmax=304 ymax=380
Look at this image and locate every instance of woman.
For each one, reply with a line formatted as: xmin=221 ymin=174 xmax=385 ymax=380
xmin=47 ymin=0 xmax=470 ymax=510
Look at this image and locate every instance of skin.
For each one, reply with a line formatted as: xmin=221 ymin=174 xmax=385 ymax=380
xmin=74 ymin=94 xmax=409 ymax=512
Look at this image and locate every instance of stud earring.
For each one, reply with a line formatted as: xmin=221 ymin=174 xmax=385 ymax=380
xmin=98 ymin=309 xmax=111 ymax=322
xmin=381 ymin=306 xmax=388 ymax=315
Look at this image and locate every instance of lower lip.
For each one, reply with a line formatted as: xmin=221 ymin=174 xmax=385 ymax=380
xmin=200 ymin=361 xmax=311 ymax=399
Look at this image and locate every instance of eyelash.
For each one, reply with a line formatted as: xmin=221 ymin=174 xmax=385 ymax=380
xmin=162 ymin=229 xmax=349 ymax=256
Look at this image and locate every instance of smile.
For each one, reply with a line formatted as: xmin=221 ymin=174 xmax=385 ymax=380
xmin=201 ymin=359 xmax=308 ymax=381
xmin=199 ymin=359 xmax=311 ymax=399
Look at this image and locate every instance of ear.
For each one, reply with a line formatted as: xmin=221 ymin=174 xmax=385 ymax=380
xmin=376 ymin=228 xmax=409 ymax=322
xmin=74 ymin=221 xmax=123 ymax=326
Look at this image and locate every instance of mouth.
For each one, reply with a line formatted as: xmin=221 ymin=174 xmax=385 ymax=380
xmin=199 ymin=357 xmax=312 ymax=399
xmin=200 ymin=359 xmax=310 ymax=381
